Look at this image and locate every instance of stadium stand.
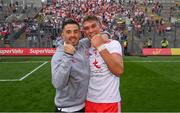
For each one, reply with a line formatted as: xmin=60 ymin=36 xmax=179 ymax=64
xmin=0 ymin=0 xmax=179 ymax=55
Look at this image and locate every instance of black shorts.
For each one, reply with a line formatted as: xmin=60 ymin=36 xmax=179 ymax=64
xmin=55 ymin=106 xmax=85 ymax=113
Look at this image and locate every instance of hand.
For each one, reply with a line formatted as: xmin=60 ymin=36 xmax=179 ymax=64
xmin=64 ymin=42 xmax=76 ymax=55
xmin=91 ymin=33 xmax=109 ymax=49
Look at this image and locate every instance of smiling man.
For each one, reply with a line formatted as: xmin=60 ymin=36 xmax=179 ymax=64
xmin=51 ymin=19 xmax=90 ymax=113
xmin=82 ymin=15 xmax=124 ymax=113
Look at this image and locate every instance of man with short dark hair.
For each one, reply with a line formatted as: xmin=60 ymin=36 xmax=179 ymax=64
xmin=51 ymin=19 xmax=90 ymax=113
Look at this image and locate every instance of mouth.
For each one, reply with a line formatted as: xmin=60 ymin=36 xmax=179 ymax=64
xmin=89 ymin=33 xmax=98 ymax=38
xmin=69 ymin=37 xmax=78 ymax=45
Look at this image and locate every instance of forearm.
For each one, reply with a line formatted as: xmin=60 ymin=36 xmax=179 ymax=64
xmin=90 ymin=33 xmax=124 ymax=76
xmin=99 ymin=49 xmax=124 ymax=76
xmin=51 ymin=53 xmax=73 ymax=89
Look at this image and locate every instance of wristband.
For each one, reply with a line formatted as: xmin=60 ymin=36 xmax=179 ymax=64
xmin=97 ymin=44 xmax=106 ymax=52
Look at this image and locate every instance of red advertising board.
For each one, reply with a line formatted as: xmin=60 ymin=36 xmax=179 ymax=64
xmin=143 ymin=48 xmax=172 ymax=56
xmin=0 ymin=48 xmax=56 ymax=56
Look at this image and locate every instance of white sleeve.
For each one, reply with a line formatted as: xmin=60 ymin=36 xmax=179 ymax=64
xmin=105 ymin=40 xmax=122 ymax=56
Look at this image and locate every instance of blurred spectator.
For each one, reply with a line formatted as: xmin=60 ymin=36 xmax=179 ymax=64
xmin=123 ymin=39 xmax=128 ymax=55
xmin=147 ymin=38 xmax=152 ymax=48
xmin=161 ymin=38 xmax=169 ymax=48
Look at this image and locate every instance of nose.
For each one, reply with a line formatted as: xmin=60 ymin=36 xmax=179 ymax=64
xmin=89 ymin=28 xmax=94 ymax=34
xmin=69 ymin=32 xmax=76 ymax=37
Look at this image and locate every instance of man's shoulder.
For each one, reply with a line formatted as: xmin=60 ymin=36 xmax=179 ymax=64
xmin=107 ymin=40 xmax=121 ymax=46
xmin=79 ymin=38 xmax=90 ymax=47
xmin=80 ymin=38 xmax=89 ymax=43
xmin=52 ymin=43 xmax=64 ymax=58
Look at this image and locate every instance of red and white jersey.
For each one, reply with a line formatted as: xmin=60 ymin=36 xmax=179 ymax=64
xmin=87 ymin=40 xmax=122 ymax=103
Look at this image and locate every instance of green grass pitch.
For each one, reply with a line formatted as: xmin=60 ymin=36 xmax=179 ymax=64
xmin=0 ymin=56 xmax=180 ymax=112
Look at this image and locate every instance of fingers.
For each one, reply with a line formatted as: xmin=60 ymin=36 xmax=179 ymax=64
xmin=100 ymin=33 xmax=109 ymax=41
xmin=91 ymin=33 xmax=109 ymax=49
xmin=91 ymin=33 xmax=109 ymax=42
xmin=64 ymin=42 xmax=76 ymax=55
xmin=64 ymin=40 xmax=74 ymax=46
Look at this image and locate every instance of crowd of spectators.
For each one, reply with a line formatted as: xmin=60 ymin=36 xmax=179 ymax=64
xmin=0 ymin=22 xmax=25 ymax=47
xmin=0 ymin=0 xmax=178 ymax=49
xmin=0 ymin=0 xmax=41 ymax=47
xmin=41 ymin=0 xmax=129 ymax=41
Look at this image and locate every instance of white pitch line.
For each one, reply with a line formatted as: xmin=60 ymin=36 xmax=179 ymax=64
xmin=19 ymin=61 xmax=48 ymax=81
xmin=0 ymin=61 xmax=48 ymax=82
xmin=0 ymin=61 xmax=49 ymax=63
xmin=124 ymin=61 xmax=180 ymax=62
xmin=1 ymin=60 xmax=180 ymax=63
xmin=0 ymin=79 xmax=20 ymax=82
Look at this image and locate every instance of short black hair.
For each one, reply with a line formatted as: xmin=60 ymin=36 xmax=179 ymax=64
xmin=82 ymin=15 xmax=101 ymax=25
xmin=62 ymin=19 xmax=80 ymax=30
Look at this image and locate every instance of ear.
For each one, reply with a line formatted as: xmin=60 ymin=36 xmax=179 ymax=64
xmin=98 ymin=22 xmax=103 ymax=32
xmin=61 ymin=32 xmax=65 ymax=40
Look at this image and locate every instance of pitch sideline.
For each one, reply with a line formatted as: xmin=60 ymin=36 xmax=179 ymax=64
xmin=0 ymin=61 xmax=48 ymax=82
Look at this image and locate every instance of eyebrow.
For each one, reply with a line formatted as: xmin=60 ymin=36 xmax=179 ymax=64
xmin=65 ymin=28 xmax=80 ymax=32
xmin=84 ymin=22 xmax=96 ymax=27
